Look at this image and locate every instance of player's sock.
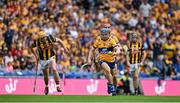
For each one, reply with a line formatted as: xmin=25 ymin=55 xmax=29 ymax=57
xmin=110 ymin=85 xmax=116 ymax=93
xmin=44 ymin=85 xmax=49 ymax=95
xmin=134 ymin=88 xmax=138 ymax=95
xmin=55 ymin=81 xmax=61 ymax=92
xmin=107 ymin=83 xmax=116 ymax=94
xmin=112 ymin=85 xmax=117 ymax=96
xmin=107 ymin=83 xmax=112 ymax=94
xmin=55 ymin=80 xmax=60 ymax=86
xmin=113 ymin=76 xmax=117 ymax=92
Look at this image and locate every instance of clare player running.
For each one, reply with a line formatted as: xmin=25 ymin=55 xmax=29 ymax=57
xmin=126 ymin=33 xmax=146 ymax=95
xmin=30 ymin=30 xmax=69 ymax=95
xmin=88 ymin=27 xmax=120 ymax=95
xmin=102 ymin=24 xmax=122 ymax=92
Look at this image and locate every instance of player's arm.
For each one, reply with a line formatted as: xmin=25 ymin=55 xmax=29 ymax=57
xmin=113 ymin=45 xmax=120 ymax=55
xmin=141 ymin=50 xmax=147 ymax=65
xmin=88 ymin=37 xmax=100 ymax=64
xmin=29 ymin=42 xmax=39 ymax=71
xmin=113 ymin=40 xmax=123 ymax=55
xmin=140 ymin=44 xmax=147 ymax=65
xmin=30 ymin=47 xmax=37 ymax=58
xmin=126 ymin=51 xmax=131 ymax=66
xmin=29 ymin=42 xmax=39 ymax=61
xmin=88 ymin=46 xmax=95 ymax=65
xmin=56 ymin=38 xmax=69 ymax=54
xmin=126 ymin=43 xmax=131 ymax=66
xmin=113 ymin=36 xmax=121 ymax=55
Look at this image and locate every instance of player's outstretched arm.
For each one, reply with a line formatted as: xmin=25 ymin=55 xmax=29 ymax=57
xmin=113 ymin=44 xmax=121 ymax=55
xmin=56 ymin=38 xmax=69 ymax=54
xmin=88 ymin=46 xmax=95 ymax=65
xmin=140 ymin=50 xmax=147 ymax=65
xmin=126 ymin=52 xmax=130 ymax=66
xmin=29 ymin=45 xmax=39 ymax=61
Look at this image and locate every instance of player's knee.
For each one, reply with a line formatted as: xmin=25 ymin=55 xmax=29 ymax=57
xmin=104 ymin=69 xmax=111 ymax=75
xmin=133 ymin=76 xmax=138 ymax=81
xmin=111 ymin=73 xmax=116 ymax=78
xmin=111 ymin=70 xmax=117 ymax=77
xmin=52 ymin=67 xmax=57 ymax=71
xmin=52 ymin=69 xmax=58 ymax=75
xmin=134 ymin=74 xmax=138 ymax=78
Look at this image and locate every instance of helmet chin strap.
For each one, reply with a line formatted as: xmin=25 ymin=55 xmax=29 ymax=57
xmin=101 ymin=36 xmax=109 ymax=41
xmin=132 ymin=38 xmax=137 ymax=43
xmin=101 ymin=37 xmax=108 ymax=41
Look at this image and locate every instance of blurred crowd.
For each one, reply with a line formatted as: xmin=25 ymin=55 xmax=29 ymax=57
xmin=0 ymin=0 xmax=179 ymax=80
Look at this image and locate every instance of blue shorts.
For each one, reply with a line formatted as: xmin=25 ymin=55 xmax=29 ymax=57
xmin=99 ymin=61 xmax=116 ymax=69
xmin=115 ymin=58 xmax=118 ymax=64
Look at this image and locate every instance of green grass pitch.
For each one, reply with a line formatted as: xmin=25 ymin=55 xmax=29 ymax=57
xmin=0 ymin=95 xmax=180 ymax=103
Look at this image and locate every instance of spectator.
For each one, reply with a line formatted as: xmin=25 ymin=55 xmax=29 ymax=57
xmin=163 ymin=54 xmax=173 ymax=76
xmin=128 ymin=11 xmax=139 ymax=27
xmin=117 ymin=71 xmax=130 ymax=95
xmin=139 ymin=0 xmax=152 ymax=18
xmin=4 ymin=51 xmax=13 ymax=66
xmin=132 ymin=0 xmax=141 ymax=10
xmin=0 ymin=56 xmax=4 ymax=69
xmin=153 ymin=38 xmax=163 ymax=60
xmin=173 ymin=51 xmax=180 ymax=75
xmin=162 ymin=37 xmax=177 ymax=59
xmin=6 ymin=62 xmax=13 ymax=73
xmin=153 ymin=53 xmax=166 ymax=86
xmin=3 ymin=26 xmax=14 ymax=49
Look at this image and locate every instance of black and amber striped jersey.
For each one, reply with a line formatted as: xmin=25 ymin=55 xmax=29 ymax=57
xmin=128 ymin=41 xmax=144 ymax=64
xmin=31 ymin=35 xmax=56 ymax=60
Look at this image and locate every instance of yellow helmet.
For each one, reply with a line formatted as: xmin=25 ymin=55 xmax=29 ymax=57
xmin=37 ymin=31 xmax=46 ymax=39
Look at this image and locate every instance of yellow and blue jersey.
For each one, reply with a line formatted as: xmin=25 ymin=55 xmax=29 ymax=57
xmin=111 ymin=35 xmax=119 ymax=44
xmin=93 ymin=36 xmax=117 ymax=62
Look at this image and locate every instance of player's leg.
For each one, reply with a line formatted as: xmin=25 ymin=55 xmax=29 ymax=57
xmin=101 ymin=62 xmax=113 ymax=84
xmin=132 ymin=64 xmax=140 ymax=95
xmin=39 ymin=60 xmax=50 ymax=95
xmin=111 ymin=64 xmax=118 ymax=89
xmin=94 ymin=59 xmax=101 ymax=72
xmin=129 ymin=64 xmax=135 ymax=94
xmin=132 ymin=70 xmax=138 ymax=95
xmin=100 ymin=62 xmax=115 ymax=94
xmin=111 ymin=65 xmax=118 ymax=96
xmin=129 ymin=76 xmax=135 ymax=94
xmin=50 ymin=56 xmax=61 ymax=92
xmin=42 ymin=67 xmax=49 ymax=95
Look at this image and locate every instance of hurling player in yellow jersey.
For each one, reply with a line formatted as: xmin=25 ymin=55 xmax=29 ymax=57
xmin=30 ymin=30 xmax=69 ymax=95
xmin=88 ymin=28 xmax=120 ymax=95
xmin=102 ymin=23 xmax=122 ymax=93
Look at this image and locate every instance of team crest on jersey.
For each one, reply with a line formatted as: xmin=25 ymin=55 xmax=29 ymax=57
xmin=100 ymin=48 xmax=108 ymax=54
xmin=132 ymin=48 xmax=138 ymax=54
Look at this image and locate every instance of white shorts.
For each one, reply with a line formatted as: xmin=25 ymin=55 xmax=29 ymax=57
xmin=130 ymin=63 xmax=139 ymax=72
xmin=39 ymin=56 xmax=56 ymax=70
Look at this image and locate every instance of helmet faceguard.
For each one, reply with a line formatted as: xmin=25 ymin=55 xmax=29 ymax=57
xmin=100 ymin=28 xmax=110 ymax=41
xmin=131 ymin=33 xmax=138 ymax=42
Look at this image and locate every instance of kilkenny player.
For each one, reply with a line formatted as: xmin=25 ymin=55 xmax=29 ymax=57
xmin=88 ymin=28 xmax=120 ymax=95
xmin=126 ymin=33 xmax=146 ymax=95
xmin=30 ymin=30 xmax=69 ymax=95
